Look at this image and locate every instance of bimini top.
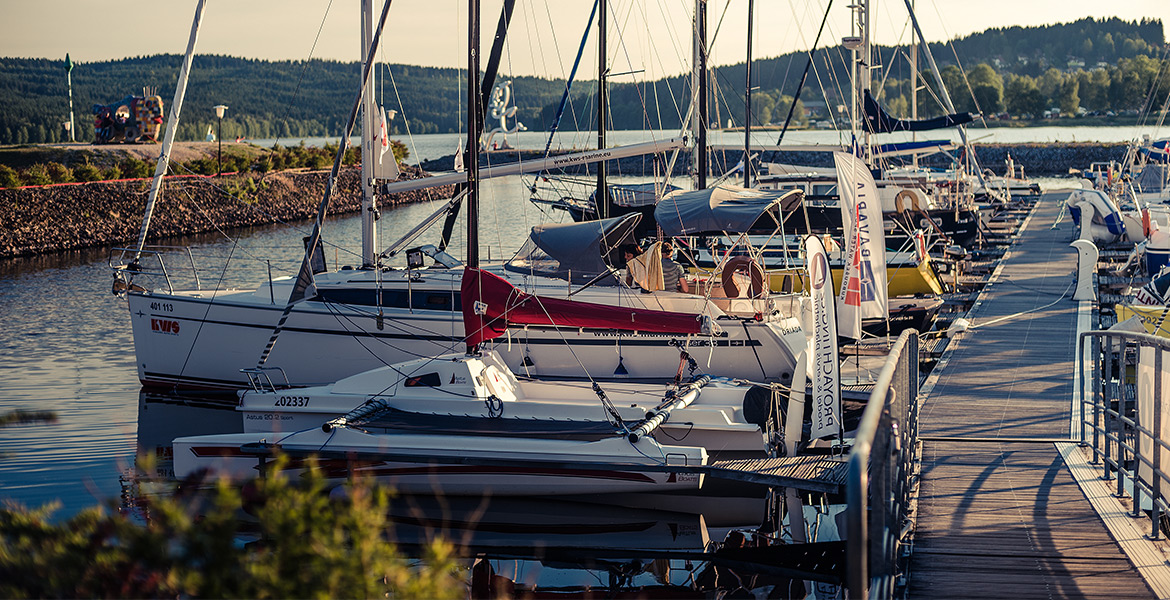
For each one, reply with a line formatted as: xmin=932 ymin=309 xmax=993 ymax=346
xmin=504 ymin=213 xmax=640 ymax=283
xmin=655 ymin=185 xmax=802 ymax=236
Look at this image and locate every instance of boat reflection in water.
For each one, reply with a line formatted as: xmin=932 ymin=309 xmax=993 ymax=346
xmin=133 ymin=391 xmax=849 ymax=598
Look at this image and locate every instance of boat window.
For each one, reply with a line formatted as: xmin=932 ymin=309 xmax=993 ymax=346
xmin=404 ymin=372 xmax=442 ymax=387
xmin=812 ymin=183 xmax=838 ymax=196
xmin=313 ymin=289 xmax=461 ymax=311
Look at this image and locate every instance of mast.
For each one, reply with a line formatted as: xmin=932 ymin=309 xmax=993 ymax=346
xmin=360 ymin=0 xmax=378 ymax=268
xmin=901 ymin=0 xmax=992 ymax=194
xmin=436 ymin=0 xmax=516 ymax=252
xmin=596 ymin=0 xmax=608 ymax=219
xmin=743 ymin=0 xmax=753 ymax=187
xmin=467 ymin=0 xmax=481 ymax=269
xmin=133 ymin=0 xmax=207 ymax=260
xmin=693 ymin=0 xmax=708 ymax=189
xmin=255 ymin=0 xmax=395 ymax=368
xmin=910 ymin=0 xmax=918 ymax=169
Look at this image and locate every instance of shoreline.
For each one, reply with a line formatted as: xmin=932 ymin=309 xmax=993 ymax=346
xmin=0 ymin=166 xmax=452 ymax=259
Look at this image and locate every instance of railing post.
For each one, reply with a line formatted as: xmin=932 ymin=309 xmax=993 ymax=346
xmin=1092 ymin=335 xmax=1102 ymax=463
xmin=1154 ymin=347 xmax=1164 ymax=540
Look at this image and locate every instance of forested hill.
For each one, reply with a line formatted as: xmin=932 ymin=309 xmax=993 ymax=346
xmin=0 ymin=16 xmax=1164 ymax=146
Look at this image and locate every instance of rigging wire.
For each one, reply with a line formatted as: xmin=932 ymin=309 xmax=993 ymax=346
xmin=274 ymin=0 xmax=336 ymax=145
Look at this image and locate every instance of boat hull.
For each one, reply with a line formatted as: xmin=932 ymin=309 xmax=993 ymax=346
xmin=126 ymin=286 xmax=803 ymax=390
xmin=173 ymin=431 xmax=706 ymax=496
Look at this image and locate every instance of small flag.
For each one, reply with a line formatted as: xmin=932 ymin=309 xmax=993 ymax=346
xmin=454 ymin=141 xmax=465 ymax=173
xmin=64 ymin=53 xmax=74 ymax=74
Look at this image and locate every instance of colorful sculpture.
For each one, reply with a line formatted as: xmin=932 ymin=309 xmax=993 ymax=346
xmin=92 ymin=94 xmax=164 ymax=144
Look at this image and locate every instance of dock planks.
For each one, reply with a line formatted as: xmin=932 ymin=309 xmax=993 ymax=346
xmin=907 ymin=192 xmax=1155 ymax=598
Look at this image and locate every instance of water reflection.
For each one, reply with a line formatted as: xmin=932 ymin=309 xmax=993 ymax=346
xmin=131 ymin=388 xmax=849 ymax=598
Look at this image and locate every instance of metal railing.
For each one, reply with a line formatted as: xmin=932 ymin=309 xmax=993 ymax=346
xmin=1078 ymin=330 xmax=1170 ymax=540
xmin=109 ymin=245 xmax=202 ymax=295
xmin=109 ymin=245 xmax=284 ymax=304
xmin=846 ymin=329 xmax=921 ymax=599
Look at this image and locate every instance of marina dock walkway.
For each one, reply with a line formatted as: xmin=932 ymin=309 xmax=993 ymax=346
xmin=907 ymin=192 xmax=1158 ymax=598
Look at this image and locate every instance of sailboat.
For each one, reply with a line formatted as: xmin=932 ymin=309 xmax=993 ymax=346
xmin=111 ymin=1 xmax=809 ymax=391
xmin=171 ymin=4 xmax=800 ymax=493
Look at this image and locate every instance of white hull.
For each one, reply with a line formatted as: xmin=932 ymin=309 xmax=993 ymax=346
xmin=127 ymin=269 xmax=805 ymax=390
xmin=173 ymin=429 xmax=706 ymax=496
xmin=235 ymin=352 xmax=770 ymax=459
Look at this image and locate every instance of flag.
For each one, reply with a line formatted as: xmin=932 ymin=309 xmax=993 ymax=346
xmin=806 ymin=234 xmax=841 ymax=440
xmin=64 ymin=53 xmax=73 ymax=73
xmin=834 ymin=152 xmax=887 ymax=339
xmin=454 ymin=141 xmax=465 ymax=173
xmin=372 ymin=106 xmax=400 ymax=180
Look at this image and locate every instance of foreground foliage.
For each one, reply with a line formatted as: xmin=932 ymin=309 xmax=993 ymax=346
xmin=0 ymin=457 xmax=463 ymax=599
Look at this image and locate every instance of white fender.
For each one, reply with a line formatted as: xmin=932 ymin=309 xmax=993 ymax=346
xmin=1070 ymin=239 xmax=1098 ymax=302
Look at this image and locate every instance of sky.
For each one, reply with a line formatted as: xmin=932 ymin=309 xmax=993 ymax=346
xmin=1 ymin=0 xmax=1167 ymax=80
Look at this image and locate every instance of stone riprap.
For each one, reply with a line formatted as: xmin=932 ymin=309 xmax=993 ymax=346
xmin=0 ymin=166 xmax=452 ymax=258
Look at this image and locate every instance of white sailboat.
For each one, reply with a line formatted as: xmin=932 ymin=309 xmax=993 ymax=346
xmin=111 ymin=1 xmax=809 ymax=391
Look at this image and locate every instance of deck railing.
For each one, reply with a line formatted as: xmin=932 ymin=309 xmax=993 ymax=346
xmin=1078 ymin=330 xmax=1170 ymax=540
xmin=846 ymin=329 xmax=921 ymax=599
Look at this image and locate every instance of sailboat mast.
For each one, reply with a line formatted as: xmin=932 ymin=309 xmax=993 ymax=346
xmin=360 ymin=0 xmax=379 ymax=268
xmin=901 ymin=0 xmax=990 ymax=193
xmin=694 ymin=0 xmax=708 ymax=190
xmin=596 ymin=0 xmax=608 ymax=219
xmin=910 ymin=0 xmax=918 ymax=169
xmin=743 ymin=0 xmax=753 ymax=187
xmin=467 ymin=0 xmax=481 ymax=269
xmin=133 ymin=0 xmax=207 ymax=259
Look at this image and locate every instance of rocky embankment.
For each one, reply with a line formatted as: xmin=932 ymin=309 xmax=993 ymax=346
xmin=0 ymin=166 xmax=453 ymax=258
xmin=421 ymin=142 xmax=1129 ymax=178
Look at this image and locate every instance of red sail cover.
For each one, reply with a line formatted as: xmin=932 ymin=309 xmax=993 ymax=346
xmin=461 ymin=268 xmax=704 ymax=347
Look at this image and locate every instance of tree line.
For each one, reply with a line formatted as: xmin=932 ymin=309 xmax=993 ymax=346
xmin=0 ymin=16 xmax=1163 ymax=145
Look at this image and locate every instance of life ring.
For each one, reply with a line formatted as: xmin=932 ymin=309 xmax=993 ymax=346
xmin=894 ymin=189 xmax=923 ymax=213
xmin=721 ymin=256 xmax=766 ymax=298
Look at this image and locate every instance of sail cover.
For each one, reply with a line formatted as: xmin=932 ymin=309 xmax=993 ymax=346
xmin=504 ymin=213 xmax=639 ymax=283
xmin=863 ymin=89 xmax=974 ymax=134
xmin=461 ymin=268 xmax=705 ymax=347
xmin=655 ymin=185 xmax=802 ymax=236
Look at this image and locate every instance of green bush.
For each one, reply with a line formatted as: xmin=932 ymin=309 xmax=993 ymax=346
xmin=101 ymin=165 xmax=123 ymax=180
xmin=119 ymin=157 xmax=153 ymax=179
xmin=73 ymin=160 xmax=102 ymax=182
xmin=0 ymin=455 xmax=463 ymax=598
xmin=0 ymin=165 xmax=20 ymax=188
xmin=44 ymin=162 xmax=74 ymax=184
xmin=20 ymin=164 xmax=51 ymax=186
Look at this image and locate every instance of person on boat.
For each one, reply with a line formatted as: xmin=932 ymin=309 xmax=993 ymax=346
xmin=623 ymin=245 xmax=646 ymax=288
xmin=661 ymin=239 xmax=689 ymax=293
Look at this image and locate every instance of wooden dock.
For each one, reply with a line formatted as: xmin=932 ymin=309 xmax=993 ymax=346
xmin=907 ymin=192 xmax=1159 ymax=598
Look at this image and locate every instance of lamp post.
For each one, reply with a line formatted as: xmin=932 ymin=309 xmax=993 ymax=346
xmin=213 ymin=104 xmax=228 ymax=176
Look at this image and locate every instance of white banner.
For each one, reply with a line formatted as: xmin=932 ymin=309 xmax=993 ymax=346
xmin=806 ymin=234 xmax=841 ymax=440
xmin=834 ymin=152 xmax=888 ymax=339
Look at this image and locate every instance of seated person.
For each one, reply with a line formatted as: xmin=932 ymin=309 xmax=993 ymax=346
xmin=623 ymin=243 xmax=663 ymax=291
xmin=660 ymin=240 xmax=689 ymax=293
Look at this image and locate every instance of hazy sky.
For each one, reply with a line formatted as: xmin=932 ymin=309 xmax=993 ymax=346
xmin=2 ymin=0 xmax=1167 ymax=79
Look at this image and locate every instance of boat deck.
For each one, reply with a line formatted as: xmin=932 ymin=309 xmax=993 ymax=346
xmin=907 ymin=192 xmax=1160 ymax=598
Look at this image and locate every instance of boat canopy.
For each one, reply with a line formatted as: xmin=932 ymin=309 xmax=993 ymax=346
xmin=461 ymin=268 xmax=706 ymax=347
xmin=504 ymin=213 xmax=639 ymax=283
xmin=654 ymin=185 xmax=802 ymax=236
xmin=863 ymin=89 xmax=974 ymax=134
xmin=1136 ymin=164 xmax=1170 ymax=192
